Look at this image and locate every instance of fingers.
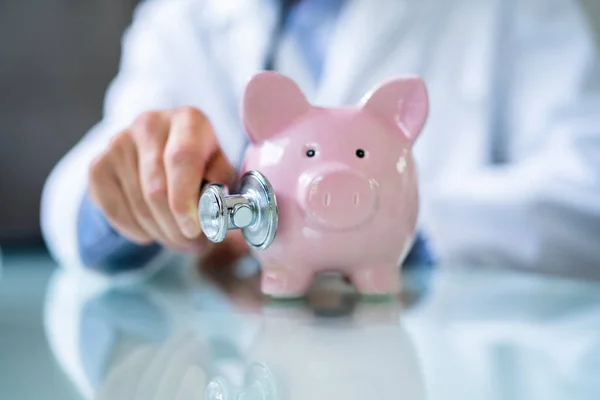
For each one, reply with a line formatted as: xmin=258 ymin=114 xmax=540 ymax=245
xmin=90 ymin=107 xmax=232 ymax=253
xmin=131 ymin=112 xmax=204 ymax=250
xmin=164 ymin=108 xmax=225 ymax=239
xmin=108 ymin=132 xmax=170 ymax=245
xmin=89 ymin=152 xmax=152 ymax=244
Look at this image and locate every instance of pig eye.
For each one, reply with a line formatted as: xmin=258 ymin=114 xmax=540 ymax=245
xmin=306 ymin=149 xmax=316 ymax=158
xmin=355 ymin=149 xmax=366 ymax=158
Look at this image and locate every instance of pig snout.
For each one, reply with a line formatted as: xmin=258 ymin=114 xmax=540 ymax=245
xmin=300 ymin=167 xmax=378 ymax=230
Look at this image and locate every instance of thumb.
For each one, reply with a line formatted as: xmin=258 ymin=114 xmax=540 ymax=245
xmin=204 ymin=149 xmax=238 ymax=189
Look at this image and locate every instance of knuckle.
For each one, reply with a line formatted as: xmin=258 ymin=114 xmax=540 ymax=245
xmin=145 ymin=152 xmax=164 ymax=171
xmin=89 ymin=155 xmax=108 ymax=183
xmin=165 ymin=145 xmax=199 ymax=168
xmin=176 ymin=106 xmax=206 ymax=125
xmin=106 ymin=132 xmax=127 ymax=155
xmin=132 ymin=111 xmax=160 ymax=137
xmin=144 ymin=183 xmax=168 ymax=203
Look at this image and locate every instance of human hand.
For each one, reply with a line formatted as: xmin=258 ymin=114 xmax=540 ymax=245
xmin=89 ymin=107 xmax=237 ymax=252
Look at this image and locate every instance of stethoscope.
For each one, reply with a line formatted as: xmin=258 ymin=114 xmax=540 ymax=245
xmin=199 ymin=171 xmax=278 ymax=250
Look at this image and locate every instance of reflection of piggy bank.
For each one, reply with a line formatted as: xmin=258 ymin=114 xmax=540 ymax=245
xmin=205 ymin=300 xmax=425 ymax=400
xmin=240 ymin=71 xmax=429 ymax=298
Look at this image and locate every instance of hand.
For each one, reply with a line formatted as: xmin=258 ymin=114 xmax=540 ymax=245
xmin=89 ymin=107 xmax=237 ymax=252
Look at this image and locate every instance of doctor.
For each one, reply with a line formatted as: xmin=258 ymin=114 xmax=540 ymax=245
xmin=41 ymin=0 xmax=600 ymax=278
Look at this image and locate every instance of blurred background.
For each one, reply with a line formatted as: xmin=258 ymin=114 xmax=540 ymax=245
xmin=0 ymin=1 xmax=141 ymax=246
xmin=0 ymin=0 xmax=600 ymax=247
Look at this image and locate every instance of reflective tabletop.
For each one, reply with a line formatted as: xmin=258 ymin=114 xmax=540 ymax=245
xmin=1 ymin=249 xmax=600 ymax=399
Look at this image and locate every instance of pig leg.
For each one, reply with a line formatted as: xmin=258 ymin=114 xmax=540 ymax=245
xmin=350 ymin=264 xmax=401 ymax=296
xmin=260 ymin=260 xmax=313 ymax=298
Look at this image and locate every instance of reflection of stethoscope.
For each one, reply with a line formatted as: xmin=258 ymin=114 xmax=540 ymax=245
xmin=199 ymin=171 xmax=279 ymax=250
xmin=205 ymin=362 xmax=278 ymax=400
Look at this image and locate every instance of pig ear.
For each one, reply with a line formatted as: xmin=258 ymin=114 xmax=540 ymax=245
xmin=242 ymin=71 xmax=311 ymax=144
xmin=361 ymin=76 xmax=429 ymax=145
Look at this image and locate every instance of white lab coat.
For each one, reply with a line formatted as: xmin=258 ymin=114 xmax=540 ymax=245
xmin=41 ymin=0 xmax=600 ymax=277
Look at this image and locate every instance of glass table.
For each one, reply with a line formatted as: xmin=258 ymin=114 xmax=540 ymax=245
xmin=1 ymin=248 xmax=600 ymax=399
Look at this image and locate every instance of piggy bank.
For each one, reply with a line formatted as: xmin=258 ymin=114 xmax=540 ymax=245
xmin=236 ymin=71 xmax=429 ymax=298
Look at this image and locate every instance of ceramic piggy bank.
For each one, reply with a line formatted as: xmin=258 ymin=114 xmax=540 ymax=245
xmin=233 ymin=71 xmax=429 ymax=298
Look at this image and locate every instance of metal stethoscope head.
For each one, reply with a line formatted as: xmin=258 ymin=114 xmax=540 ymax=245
xmin=198 ymin=171 xmax=278 ymax=250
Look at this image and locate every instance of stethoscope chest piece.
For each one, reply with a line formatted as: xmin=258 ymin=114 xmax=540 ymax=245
xmin=199 ymin=171 xmax=278 ymax=250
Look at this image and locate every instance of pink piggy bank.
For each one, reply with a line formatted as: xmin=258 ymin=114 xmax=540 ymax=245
xmin=240 ymin=71 xmax=429 ymax=298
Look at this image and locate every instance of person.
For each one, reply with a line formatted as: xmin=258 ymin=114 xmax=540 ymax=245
xmin=41 ymin=0 xmax=600 ymax=279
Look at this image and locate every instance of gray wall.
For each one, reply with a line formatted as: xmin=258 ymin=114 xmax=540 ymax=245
xmin=0 ymin=0 xmax=599 ymax=245
xmin=585 ymin=0 xmax=600 ymax=41
xmin=0 ymin=1 xmax=139 ymax=244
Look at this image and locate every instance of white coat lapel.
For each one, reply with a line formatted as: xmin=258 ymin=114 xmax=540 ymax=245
xmin=316 ymin=0 xmax=410 ymax=106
